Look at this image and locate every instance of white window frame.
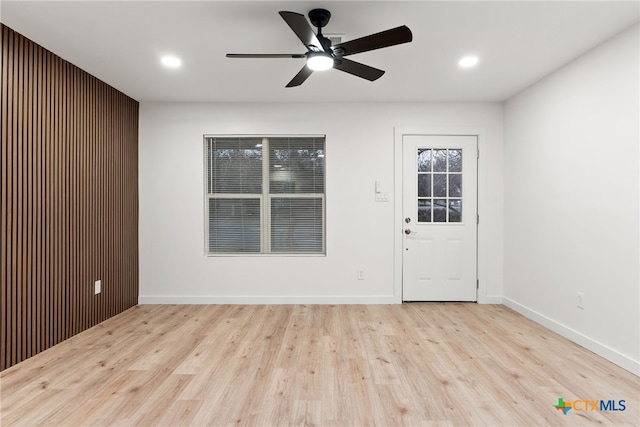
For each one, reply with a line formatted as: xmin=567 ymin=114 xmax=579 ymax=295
xmin=204 ymin=135 xmax=326 ymax=256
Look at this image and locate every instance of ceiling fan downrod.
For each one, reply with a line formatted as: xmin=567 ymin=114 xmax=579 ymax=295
xmin=308 ymin=8 xmax=332 ymax=51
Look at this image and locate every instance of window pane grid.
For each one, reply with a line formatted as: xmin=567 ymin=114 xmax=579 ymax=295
xmin=417 ymin=148 xmax=463 ymax=223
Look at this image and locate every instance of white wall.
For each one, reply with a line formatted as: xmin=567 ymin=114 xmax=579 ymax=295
xmin=503 ymin=24 xmax=639 ymax=375
xmin=138 ymin=102 xmax=503 ymax=304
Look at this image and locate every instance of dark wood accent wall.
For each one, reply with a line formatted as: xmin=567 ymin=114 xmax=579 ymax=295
xmin=1 ymin=25 xmax=139 ymax=371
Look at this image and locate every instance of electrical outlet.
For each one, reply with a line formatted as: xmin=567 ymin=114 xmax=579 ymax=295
xmin=357 ymin=269 xmax=365 ymax=280
xmin=577 ymin=291 xmax=584 ymax=310
xmin=95 ymin=280 xmax=101 ymax=295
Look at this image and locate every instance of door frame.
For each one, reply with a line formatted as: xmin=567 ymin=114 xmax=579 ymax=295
xmin=393 ymin=127 xmax=488 ymax=303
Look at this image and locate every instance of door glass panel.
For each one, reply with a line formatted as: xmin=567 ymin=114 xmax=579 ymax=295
xmin=449 ymin=200 xmax=462 ymax=223
xmin=416 ymin=148 xmax=464 ymax=224
xmin=418 ymin=174 xmax=431 ymax=197
xmin=449 ymin=149 xmax=462 ymax=172
xmin=433 ymin=174 xmax=447 ymax=197
xmin=418 ymin=149 xmax=431 ymax=172
xmin=418 ymin=199 xmax=431 ymax=222
xmin=433 ymin=149 xmax=447 ymax=172
xmin=448 ymin=174 xmax=462 ymax=197
xmin=433 ymin=199 xmax=447 ymax=222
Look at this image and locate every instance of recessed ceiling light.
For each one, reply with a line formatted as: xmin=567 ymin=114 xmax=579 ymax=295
xmin=161 ymin=55 xmax=182 ymax=68
xmin=458 ymin=56 xmax=479 ymax=68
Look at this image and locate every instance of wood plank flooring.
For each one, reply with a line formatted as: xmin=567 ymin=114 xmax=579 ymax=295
xmin=1 ymin=304 xmax=638 ymax=426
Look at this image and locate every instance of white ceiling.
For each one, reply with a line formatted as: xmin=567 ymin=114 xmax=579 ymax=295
xmin=1 ymin=1 xmax=638 ymax=103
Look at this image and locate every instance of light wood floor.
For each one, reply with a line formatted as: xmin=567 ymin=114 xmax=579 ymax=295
xmin=1 ymin=304 xmax=638 ymax=426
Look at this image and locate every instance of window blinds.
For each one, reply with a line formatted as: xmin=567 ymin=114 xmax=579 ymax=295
xmin=206 ymin=136 xmax=325 ymax=255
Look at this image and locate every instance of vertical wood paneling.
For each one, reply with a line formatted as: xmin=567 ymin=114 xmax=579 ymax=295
xmin=1 ymin=25 xmax=139 ymax=371
xmin=2 ymin=27 xmax=9 ymax=371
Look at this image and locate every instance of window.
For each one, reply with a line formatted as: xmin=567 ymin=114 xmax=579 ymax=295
xmin=417 ymin=148 xmax=463 ymax=223
xmin=205 ymin=136 xmax=325 ymax=255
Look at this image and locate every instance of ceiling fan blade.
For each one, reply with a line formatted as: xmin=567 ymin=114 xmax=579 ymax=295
xmin=226 ymin=54 xmax=306 ymax=59
xmin=333 ymin=58 xmax=385 ymax=81
xmin=279 ymin=11 xmax=325 ymax=52
xmin=286 ymin=65 xmax=314 ymax=87
xmin=333 ymin=25 xmax=412 ymax=56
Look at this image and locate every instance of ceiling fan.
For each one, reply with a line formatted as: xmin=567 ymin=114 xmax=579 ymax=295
xmin=226 ymin=9 xmax=413 ymax=87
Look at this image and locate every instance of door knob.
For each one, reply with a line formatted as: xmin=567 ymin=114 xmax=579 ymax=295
xmin=404 ymin=229 xmax=413 ymax=235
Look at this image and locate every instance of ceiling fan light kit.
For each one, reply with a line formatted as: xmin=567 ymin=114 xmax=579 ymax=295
xmin=306 ymin=52 xmax=333 ymax=71
xmin=226 ymin=8 xmax=413 ymax=87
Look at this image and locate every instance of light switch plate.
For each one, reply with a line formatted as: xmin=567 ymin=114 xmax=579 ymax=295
xmin=375 ymin=192 xmax=389 ymax=202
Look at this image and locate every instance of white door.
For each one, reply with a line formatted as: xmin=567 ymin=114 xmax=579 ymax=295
xmin=402 ymin=135 xmax=477 ymax=301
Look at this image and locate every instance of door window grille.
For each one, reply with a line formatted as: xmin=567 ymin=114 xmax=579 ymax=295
xmin=417 ymin=148 xmax=462 ymax=223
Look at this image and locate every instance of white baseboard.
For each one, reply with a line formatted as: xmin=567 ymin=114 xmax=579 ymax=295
xmin=140 ymin=295 xmax=503 ymax=305
xmin=478 ymin=295 xmax=503 ymax=304
xmin=138 ymin=295 xmax=398 ymax=305
xmin=503 ymin=297 xmax=640 ymax=376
